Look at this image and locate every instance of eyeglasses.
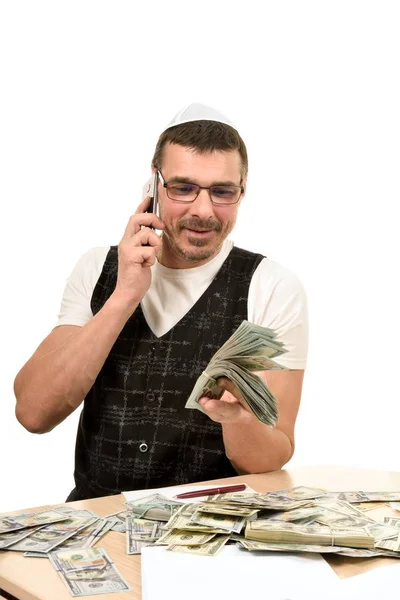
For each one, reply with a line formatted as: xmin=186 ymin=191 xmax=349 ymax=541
xmin=157 ymin=170 xmax=244 ymax=206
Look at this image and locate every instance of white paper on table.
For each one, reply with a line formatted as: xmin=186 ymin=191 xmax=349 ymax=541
xmin=141 ymin=544 xmax=340 ymax=600
xmin=123 ymin=483 xmax=256 ymax=504
xmin=324 ymin=562 xmax=400 ymax=600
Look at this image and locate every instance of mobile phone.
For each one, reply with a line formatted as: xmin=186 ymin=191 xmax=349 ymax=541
xmin=142 ymin=172 xmax=159 ymax=218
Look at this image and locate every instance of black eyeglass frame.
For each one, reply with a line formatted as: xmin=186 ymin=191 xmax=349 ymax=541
xmin=157 ymin=170 xmax=244 ymax=205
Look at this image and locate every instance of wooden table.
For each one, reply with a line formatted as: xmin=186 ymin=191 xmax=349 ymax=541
xmin=1 ymin=465 xmax=400 ymax=600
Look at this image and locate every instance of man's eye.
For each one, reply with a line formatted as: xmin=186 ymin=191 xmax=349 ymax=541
xmin=170 ymin=184 xmax=196 ymax=195
xmin=212 ymin=187 xmax=235 ymax=197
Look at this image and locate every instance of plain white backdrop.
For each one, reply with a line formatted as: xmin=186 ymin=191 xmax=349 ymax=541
xmin=0 ymin=1 xmax=399 ymax=513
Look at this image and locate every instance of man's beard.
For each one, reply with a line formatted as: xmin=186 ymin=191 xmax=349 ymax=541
xmin=164 ymin=216 xmax=224 ymax=263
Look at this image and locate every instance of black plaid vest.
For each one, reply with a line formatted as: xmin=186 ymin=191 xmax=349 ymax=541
xmin=66 ymin=245 xmax=264 ymax=501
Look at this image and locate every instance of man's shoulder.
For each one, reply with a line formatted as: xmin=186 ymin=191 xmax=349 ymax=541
xmin=250 ymin=256 xmax=306 ymax=300
xmin=79 ymin=246 xmax=112 ymax=267
xmin=67 ymin=246 xmax=111 ymax=283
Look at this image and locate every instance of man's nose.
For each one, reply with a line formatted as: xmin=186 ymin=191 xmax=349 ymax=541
xmin=187 ymin=188 xmax=215 ymax=218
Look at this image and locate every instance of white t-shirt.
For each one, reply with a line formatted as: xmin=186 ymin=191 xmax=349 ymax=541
xmin=56 ymin=240 xmax=308 ymax=369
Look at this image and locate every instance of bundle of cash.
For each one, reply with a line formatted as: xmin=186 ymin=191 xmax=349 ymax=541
xmin=125 ymin=493 xmax=183 ymax=521
xmin=244 ymin=520 xmax=375 ymax=549
xmin=49 ymin=547 xmax=131 ymax=596
xmin=126 ymin=513 xmax=164 ymax=554
xmin=185 ymin=320 xmax=287 ymax=425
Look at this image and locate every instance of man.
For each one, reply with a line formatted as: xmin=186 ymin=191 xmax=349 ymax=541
xmin=14 ymin=103 xmax=308 ymax=501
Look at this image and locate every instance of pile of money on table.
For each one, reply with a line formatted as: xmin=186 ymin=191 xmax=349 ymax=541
xmin=3 ymin=486 xmax=400 ymax=595
xmin=123 ymin=487 xmax=400 ymax=558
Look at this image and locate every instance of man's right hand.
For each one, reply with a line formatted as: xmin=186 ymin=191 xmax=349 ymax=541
xmin=112 ymin=196 xmax=165 ymax=310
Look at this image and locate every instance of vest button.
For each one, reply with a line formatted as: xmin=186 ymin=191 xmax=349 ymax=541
xmin=139 ymin=442 xmax=148 ymax=453
xmin=147 ymin=392 xmax=155 ymax=402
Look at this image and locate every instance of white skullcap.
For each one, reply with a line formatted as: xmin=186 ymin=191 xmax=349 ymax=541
xmin=164 ymin=102 xmax=237 ymax=132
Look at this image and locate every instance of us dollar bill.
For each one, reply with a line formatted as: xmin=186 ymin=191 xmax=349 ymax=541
xmin=126 ymin=514 xmax=163 ymax=555
xmin=193 ymin=503 xmax=258 ymax=517
xmin=125 ymin=493 xmax=182 ymax=521
xmin=0 ymin=509 xmax=69 ymax=534
xmin=0 ymin=525 xmax=47 ymax=549
xmin=104 ymin=510 xmax=129 ymax=533
xmin=185 ymin=320 xmax=288 ymax=426
xmin=23 ymin=518 xmax=107 ymax=558
xmin=337 ymin=491 xmax=400 ymax=503
xmin=6 ymin=516 xmax=96 ymax=553
xmin=156 ymin=529 xmax=217 ymax=546
xmin=49 ymin=547 xmax=131 ymax=596
xmin=167 ymin=534 xmax=231 ymax=556
xmin=189 ymin=510 xmax=246 ymax=534
xmin=238 ymin=540 xmax=394 ymax=557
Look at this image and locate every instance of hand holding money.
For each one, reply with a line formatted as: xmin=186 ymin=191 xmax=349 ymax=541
xmin=198 ymin=377 xmax=255 ymax=425
xmin=185 ymin=321 xmax=287 ymax=426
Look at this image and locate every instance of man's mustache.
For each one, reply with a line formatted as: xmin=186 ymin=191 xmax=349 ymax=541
xmin=178 ymin=218 xmax=222 ymax=232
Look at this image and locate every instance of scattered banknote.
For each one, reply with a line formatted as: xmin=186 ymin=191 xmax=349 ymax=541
xmin=185 ymin=320 xmax=288 ymax=426
xmin=384 ymin=517 xmax=400 ymax=528
xmin=266 ymin=486 xmax=327 ymax=500
xmin=126 ymin=513 xmax=163 ymax=555
xmin=366 ymin=522 xmax=399 ymax=542
xmin=189 ymin=510 xmax=246 ymax=534
xmin=167 ymin=534 xmax=231 ymax=556
xmin=165 ymin=504 xmax=229 ymax=533
xmin=23 ymin=518 xmax=108 ymax=558
xmin=6 ymin=516 xmax=96 ymax=553
xmin=206 ymin=492 xmax=312 ymax=511
xmin=49 ymin=547 xmax=131 ymax=596
xmin=125 ymin=493 xmax=182 ymax=521
xmin=312 ymin=505 xmax=375 ymax=530
xmin=337 ymin=491 xmax=400 ymax=503
xmin=192 ymin=503 xmax=258 ymax=517
xmin=267 ymin=506 xmax=322 ymax=524
xmin=375 ymin=536 xmax=400 ymax=552
xmin=104 ymin=510 xmax=129 ymax=533
xmin=0 ymin=509 xmax=68 ymax=534
xmin=52 ymin=507 xmax=99 ymax=518
xmin=352 ymin=502 xmax=388 ymax=512
xmin=156 ymin=529 xmax=217 ymax=546
xmin=0 ymin=525 xmax=46 ymax=549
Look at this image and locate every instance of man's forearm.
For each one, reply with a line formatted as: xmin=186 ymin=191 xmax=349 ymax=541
xmin=222 ymin=415 xmax=294 ymax=474
xmin=14 ymin=294 xmax=138 ymax=434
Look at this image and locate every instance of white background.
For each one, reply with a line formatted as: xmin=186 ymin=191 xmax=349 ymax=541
xmin=0 ymin=1 xmax=399 ymax=513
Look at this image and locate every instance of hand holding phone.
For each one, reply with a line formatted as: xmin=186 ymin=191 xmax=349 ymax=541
xmin=142 ymin=172 xmax=159 ymax=223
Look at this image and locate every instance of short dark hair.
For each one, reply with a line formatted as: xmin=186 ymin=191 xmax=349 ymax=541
xmin=151 ymin=120 xmax=248 ymax=178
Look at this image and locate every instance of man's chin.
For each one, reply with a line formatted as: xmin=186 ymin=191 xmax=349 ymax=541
xmin=176 ymin=241 xmax=220 ymax=263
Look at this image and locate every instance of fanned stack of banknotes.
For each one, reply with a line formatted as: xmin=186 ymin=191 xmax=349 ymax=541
xmin=185 ymin=320 xmax=288 ymax=426
xmin=3 ymin=487 xmax=400 ymax=594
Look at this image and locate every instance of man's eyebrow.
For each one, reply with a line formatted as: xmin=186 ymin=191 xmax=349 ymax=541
xmin=168 ymin=175 xmax=239 ymax=186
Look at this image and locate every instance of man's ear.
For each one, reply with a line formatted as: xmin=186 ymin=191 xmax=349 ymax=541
xmin=241 ymin=174 xmax=248 ymax=198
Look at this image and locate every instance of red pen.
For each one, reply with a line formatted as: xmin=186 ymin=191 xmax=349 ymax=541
xmin=175 ymin=483 xmax=247 ymax=499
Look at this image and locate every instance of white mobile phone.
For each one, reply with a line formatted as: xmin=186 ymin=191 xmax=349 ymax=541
xmin=142 ymin=172 xmax=159 ymax=217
